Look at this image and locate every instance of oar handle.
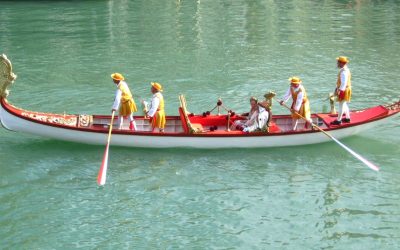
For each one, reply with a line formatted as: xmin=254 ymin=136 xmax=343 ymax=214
xmin=107 ymin=111 xmax=116 ymax=141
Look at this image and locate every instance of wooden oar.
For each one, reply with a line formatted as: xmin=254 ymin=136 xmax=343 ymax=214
xmin=97 ymin=110 xmax=116 ymax=185
xmin=276 ymin=99 xmax=380 ymax=172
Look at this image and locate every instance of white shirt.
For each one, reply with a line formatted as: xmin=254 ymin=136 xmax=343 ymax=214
xmin=242 ymin=106 xmax=269 ymax=133
xmin=244 ymin=109 xmax=259 ymax=127
xmin=281 ymin=86 xmax=304 ymax=111
xmin=339 ymin=65 xmax=350 ymax=91
xmin=112 ymin=81 xmax=128 ymax=110
xmin=147 ymin=93 xmax=161 ymax=117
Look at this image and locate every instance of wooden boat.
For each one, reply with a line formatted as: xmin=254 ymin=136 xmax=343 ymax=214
xmin=1 ymin=54 xmax=399 ymax=149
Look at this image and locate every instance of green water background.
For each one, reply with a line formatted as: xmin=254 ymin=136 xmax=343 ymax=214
xmin=1 ymin=0 xmax=399 ymax=249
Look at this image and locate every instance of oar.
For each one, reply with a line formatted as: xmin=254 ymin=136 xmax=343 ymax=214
xmin=97 ymin=110 xmax=116 ymax=185
xmin=276 ymin=99 xmax=380 ymax=172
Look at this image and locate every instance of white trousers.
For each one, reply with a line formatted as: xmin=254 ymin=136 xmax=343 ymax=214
xmin=337 ymin=101 xmax=350 ymax=121
xmin=118 ymin=114 xmax=136 ymax=129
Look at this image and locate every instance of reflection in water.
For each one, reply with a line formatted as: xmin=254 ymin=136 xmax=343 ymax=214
xmin=320 ymin=182 xmax=341 ymax=238
xmin=317 ymin=181 xmax=388 ymax=245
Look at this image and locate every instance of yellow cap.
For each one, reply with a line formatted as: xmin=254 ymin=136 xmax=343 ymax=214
xmin=289 ymin=77 xmax=302 ymax=84
xmin=111 ymin=73 xmax=124 ymax=81
xmin=336 ymin=56 xmax=349 ymax=63
xmin=151 ymin=82 xmax=163 ymax=92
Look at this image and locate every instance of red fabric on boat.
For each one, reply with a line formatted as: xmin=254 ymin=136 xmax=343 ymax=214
xmin=348 ymin=106 xmax=388 ymax=122
xmin=268 ymin=122 xmax=281 ymax=133
xmin=189 ymin=115 xmax=228 ymax=127
xmin=319 ymin=105 xmax=389 ymax=127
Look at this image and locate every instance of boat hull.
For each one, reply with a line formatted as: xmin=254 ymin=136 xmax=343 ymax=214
xmin=1 ymin=98 xmax=399 ymax=148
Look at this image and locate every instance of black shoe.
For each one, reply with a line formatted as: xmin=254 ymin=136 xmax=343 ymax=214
xmin=342 ymin=118 xmax=351 ymax=123
xmin=330 ymin=120 xmax=342 ymax=125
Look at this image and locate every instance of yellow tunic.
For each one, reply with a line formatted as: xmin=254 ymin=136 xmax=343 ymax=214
xmin=290 ymin=85 xmax=311 ymax=120
xmin=151 ymin=92 xmax=166 ymax=129
xmin=118 ymin=82 xmax=137 ymax=116
xmin=336 ymin=68 xmax=352 ymax=102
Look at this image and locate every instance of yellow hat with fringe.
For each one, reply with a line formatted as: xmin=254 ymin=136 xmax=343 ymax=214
xmin=151 ymin=82 xmax=163 ymax=92
xmin=111 ymin=73 xmax=124 ymax=81
xmin=289 ymin=77 xmax=302 ymax=84
xmin=336 ymin=56 xmax=349 ymax=63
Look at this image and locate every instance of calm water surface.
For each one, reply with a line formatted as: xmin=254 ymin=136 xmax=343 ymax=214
xmin=1 ymin=0 xmax=399 ymax=249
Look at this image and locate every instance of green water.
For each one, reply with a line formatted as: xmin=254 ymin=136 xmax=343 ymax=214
xmin=1 ymin=0 xmax=399 ymax=249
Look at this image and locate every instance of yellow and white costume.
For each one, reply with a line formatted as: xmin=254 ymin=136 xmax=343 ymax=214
xmin=147 ymin=82 xmax=166 ymax=131
xmin=111 ymin=73 xmax=138 ymax=130
xmin=112 ymin=81 xmax=137 ymax=115
xmin=281 ymin=77 xmax=311 ymax=130
xmin=335 ymin=56 xmax=352 ymax=122
xmin=337 ymin=65 xmax=352 ymax=102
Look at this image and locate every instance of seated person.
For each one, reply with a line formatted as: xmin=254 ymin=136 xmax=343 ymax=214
xmin=243 ymin=102 xmax=270 ymax=133
xmin=231 ymin=96 xmax=259 ymax=131
xmin=251 ymin=91 xmax=275 ymax=132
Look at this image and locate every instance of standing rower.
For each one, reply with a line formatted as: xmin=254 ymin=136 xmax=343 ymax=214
xmin=279 ymin=77 xmax=312 ymax=130
xmin=111 ymin=73 xmax=138 ymax=130
xmin=331 ymin=56 xmax=352 ymax=125
xmin=146 ymin=82 xmax=166 ymax=132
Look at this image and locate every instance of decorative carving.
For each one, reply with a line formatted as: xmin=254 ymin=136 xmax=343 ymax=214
xmin=21 ymin=112 xmax=78 ymax=127
xmin=179 ymin=94 xmax=197 ymax=133
xmin=261 ymin=91 xmax=276 ymax=110
xmin=384 ymin=100 xmax=400 ymax=111
xmin=328 ymin=93 xmax=337 ymax=114
xmin=0 ymin=54 xmax=17 ymax=98
xmin=79 ymin=114 xmax=92 ymax=127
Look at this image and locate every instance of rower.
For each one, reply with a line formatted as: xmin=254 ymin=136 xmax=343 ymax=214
xmin=331 ymin=56 xmax=352 ymax=125
xmin=279 ymin=77 xmax=312 ymax=131
xmin=145 ymin=82 xmax=166 ymax=133
xmin=111 ymin=73 xmax=138 ymax=130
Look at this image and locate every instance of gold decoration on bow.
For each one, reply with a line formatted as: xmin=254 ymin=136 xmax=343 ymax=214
xmin=0 ymin=54 xmax=17 ymax=98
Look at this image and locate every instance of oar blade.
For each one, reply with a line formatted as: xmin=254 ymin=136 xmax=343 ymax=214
xmin=274 ymin=98 xmax=381 ymax=172
xmin=357 ymin=155 xmax=380 ymax=172
xmin=331 ymin=137 xmax=380 ymax=171
xmin=96 ymin=111 xmax=115 ymax=186
xmin=97 ymin=145 xmax=109 ymax=185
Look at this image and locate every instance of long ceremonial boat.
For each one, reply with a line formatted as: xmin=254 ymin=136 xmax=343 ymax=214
xmin=1 ymin=54 xmax=399 ymax=149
